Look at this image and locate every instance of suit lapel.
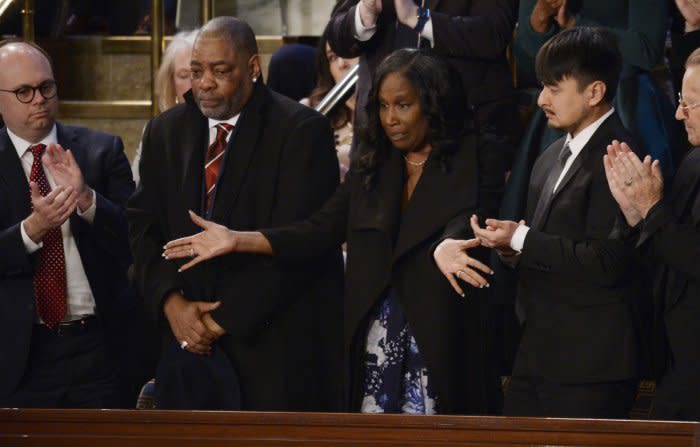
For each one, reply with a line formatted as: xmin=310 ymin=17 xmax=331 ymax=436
xmin=353 ymin=148 xmax=403 ymax=236
xmin=210 ymin=85 xmax=266 ymax=224
xmin=180 ymin=101 xmax=209 ymax=219
xmin=532 ymin=114 xmax=617 ymax=229
xmin=393 ymin=152 xmax=462 ymax=262
xmin=0 ymin=128 xmax=31 ymax=220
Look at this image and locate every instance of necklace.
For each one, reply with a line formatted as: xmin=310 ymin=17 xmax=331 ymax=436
xmin=403 ymin=154 xmax=427 ymax=167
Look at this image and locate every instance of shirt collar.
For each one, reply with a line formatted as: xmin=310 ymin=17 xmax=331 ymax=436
xmin=564 ymin=107 xmax=615 ymax=157
xmin=8 ymin=124 xmax=58 ymax=159
xmin=208 ymin=114 xmax=240 ymax=131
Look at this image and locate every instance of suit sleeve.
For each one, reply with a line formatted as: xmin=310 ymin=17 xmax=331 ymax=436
xmin=0 ymin=223 xmax=32 ymax=278
xmin=83 ymin=135 xmax=134 ymax=266
xmin=431 ymin=0 xmax=514 ymax=61
xmin=636 ymin=200 xmax=700 ymax=281
xmin=519 ymin=168 xmax=638 ymax=288
xmin=127 ymin=120 xmax=185 ymax=320
xmin=327 ymin=1 xmax=370 ymax=59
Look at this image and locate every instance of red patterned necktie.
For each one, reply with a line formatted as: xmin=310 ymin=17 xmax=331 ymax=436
xmin=204 ymin=123 xmax=233 ymax=210
xmin=29 ymin=144 xmax=67 ymax=329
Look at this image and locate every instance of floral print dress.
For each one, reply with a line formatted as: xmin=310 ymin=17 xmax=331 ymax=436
xmin=360 ymin=288 xmax=438 ymax=414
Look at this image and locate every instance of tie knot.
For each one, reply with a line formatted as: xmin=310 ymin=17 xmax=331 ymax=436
xmin=28 ymin=143 xmax=46 ymax=158
xmin=215 ymin=123 xmax=233 ymax=139
xmin=558 ymin=143 xmax=572 ymax=165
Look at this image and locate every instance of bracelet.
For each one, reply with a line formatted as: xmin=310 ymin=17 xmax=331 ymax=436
xmin=413 ymin=6 xmax=430 ymax=34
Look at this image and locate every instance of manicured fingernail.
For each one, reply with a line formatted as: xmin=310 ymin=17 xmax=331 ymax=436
xmin=486 ymin=283 xmax=490 ymax=288
xmin=461 ymin=293 xmax=465 ymax=298
xmin=479 ymin=284 xmax=484 ymax=289
xmin=177 ymin=268 xmax=182 ymax=273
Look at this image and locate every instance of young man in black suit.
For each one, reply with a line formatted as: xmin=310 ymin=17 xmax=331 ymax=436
xmin=471 ymin=27 xmax=648 ymax=418
xmin=604 ymin=47 xmax=700 ymax=421
xmin=0 ymin=40 xmax=135 ymax=407
xmin=128 ymin=17 xmax=344 ymax=411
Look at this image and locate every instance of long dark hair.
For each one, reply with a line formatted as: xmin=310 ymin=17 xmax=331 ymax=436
xmin=356 ymin=48 xmax=466 ymax=191
xmin=307 ymin=26 xmax=353 ymax=130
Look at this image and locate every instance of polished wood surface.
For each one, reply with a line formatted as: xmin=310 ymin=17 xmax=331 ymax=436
xmin=0 ymin=409 xmax=698 ymax=447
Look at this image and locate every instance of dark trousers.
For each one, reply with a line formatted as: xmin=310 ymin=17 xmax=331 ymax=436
xmin=504 ymin=374 xmax=638 ymax=418
xmin=0 ymin=323 xmax=119 ymax=408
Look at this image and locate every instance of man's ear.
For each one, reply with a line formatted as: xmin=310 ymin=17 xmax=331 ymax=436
xmin=588 ymin=80 xmax=607 ymax=107
xmin=248 ymin=54 xmax=261 ymax=82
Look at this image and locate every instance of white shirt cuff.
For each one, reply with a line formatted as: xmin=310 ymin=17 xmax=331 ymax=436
xmin=354 ymin=4 xmax=377 ymax=41
xmin=76 ymin=188 xmax=97 ymax=224
xmin=510 ymin=224 xmax=530 ymax=253
xmin=21 ymin=220 xmax=42 ymax=253
xmin=421 ymin=18 xmax=435 ymax=47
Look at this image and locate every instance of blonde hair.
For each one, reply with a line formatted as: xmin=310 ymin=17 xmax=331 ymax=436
xmin=155 ymin=29 xmax=199 ymax=111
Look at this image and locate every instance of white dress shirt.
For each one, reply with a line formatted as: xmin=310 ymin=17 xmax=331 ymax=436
xmin=353 ymin=4 xmax=435 ymax=47
xmin=9 ymin=125 xmax=98 ymax=321
xmin=510 ymin=107 xmax=616 ymax=252
xmin=208 ymin=115 xmax=240 ymax=146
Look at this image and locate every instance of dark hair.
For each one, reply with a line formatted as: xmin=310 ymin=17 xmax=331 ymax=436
xmin=535 ymin=27 xmax=621 ymax=102
xmin=308 ymin=25 xmax=352 ymax=130
xmin=356 ymin=48 xmax=465 ymax=191
xmin=199 ymin=16 xmax=258 ymax=60
xmin=0 ymin=38 xmax=55 ymax=75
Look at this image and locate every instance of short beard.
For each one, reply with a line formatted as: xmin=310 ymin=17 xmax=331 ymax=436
xmin=196 ymin=83 xmax=247 ymax=120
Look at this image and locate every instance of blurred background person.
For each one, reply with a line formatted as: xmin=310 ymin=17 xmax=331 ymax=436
xmin=302 ymin=26 xmax=359 ymax=182
xmin=131 ymin=29 xmax=198 ymax=184
xmin=267 ymin=43 xmax=317 ymax=102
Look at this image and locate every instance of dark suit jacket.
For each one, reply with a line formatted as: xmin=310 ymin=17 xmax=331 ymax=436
xmin=127 ymin=84 xmax=344 ymax=411
xmin=635 ymin=147 xmax=700 ymax=418
xmin=264 ymin=132 xmax=504 ymax=414
xmin=328 ymin=0 xmax=517 ymax=146
xmin=514 ymin=112 xmax=649 ymax=383
xmin=0 ymin=123 xmax=134 ymax=398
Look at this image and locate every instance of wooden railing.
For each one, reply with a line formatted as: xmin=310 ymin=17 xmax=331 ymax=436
xmin=1 ymin=409 xmax=698 ymax=447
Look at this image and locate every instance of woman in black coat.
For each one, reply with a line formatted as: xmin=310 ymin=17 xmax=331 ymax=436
xmin=163 ymin=49 xmax=504 ymax=415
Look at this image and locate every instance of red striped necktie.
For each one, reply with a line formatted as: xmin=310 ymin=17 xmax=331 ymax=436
xmin=204 ymin=123 xmax=233 ymax=210
xmin=29 ymin=144 xmax=67 ymax=329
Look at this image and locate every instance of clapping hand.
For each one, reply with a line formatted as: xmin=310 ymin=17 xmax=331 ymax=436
xmin=359 ymin=0 xmax=383 ymax=27
xmin=23 ymin=182 xmax=78 ymax=242
xmin=676 ymin=0 xmax=700 ymax=32
xmin=43 ymin=143 xmax=93 ymax=212
xmin=603 ymin=140 xmax=663 ymax=221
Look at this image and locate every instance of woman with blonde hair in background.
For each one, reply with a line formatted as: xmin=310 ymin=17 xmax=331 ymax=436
xmin=132 ymin=29 xmax=198 ymax=183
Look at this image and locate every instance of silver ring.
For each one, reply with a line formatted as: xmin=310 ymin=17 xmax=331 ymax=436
xmin=624 ymin=178 xmax=633 ymax=186
xmin=456 ymin=270 xmax=465 ymax=279
xmin=180 ymin=340 xmax=188 ymax=350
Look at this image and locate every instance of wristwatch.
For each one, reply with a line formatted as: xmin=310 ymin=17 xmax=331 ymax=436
xmin=413 ymin=6 xmax=430 ymax=34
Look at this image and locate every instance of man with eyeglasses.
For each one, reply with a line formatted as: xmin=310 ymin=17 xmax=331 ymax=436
xmin=603 ymin=47 xmax=700 ymax=421
xmin=0 ymin=39 xmax=135 ymax=408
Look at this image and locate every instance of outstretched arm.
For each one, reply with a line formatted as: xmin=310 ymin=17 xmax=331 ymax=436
xmin=163 ymin=210 xmax=273 ymax=272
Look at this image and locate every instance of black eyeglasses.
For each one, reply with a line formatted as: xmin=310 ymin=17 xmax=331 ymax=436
xmin=0 ymin=80 xmax=57 ymax=104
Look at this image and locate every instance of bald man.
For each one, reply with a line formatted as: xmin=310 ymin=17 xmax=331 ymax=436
xmin=0 ymin=39 xmax=135 ymax=408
